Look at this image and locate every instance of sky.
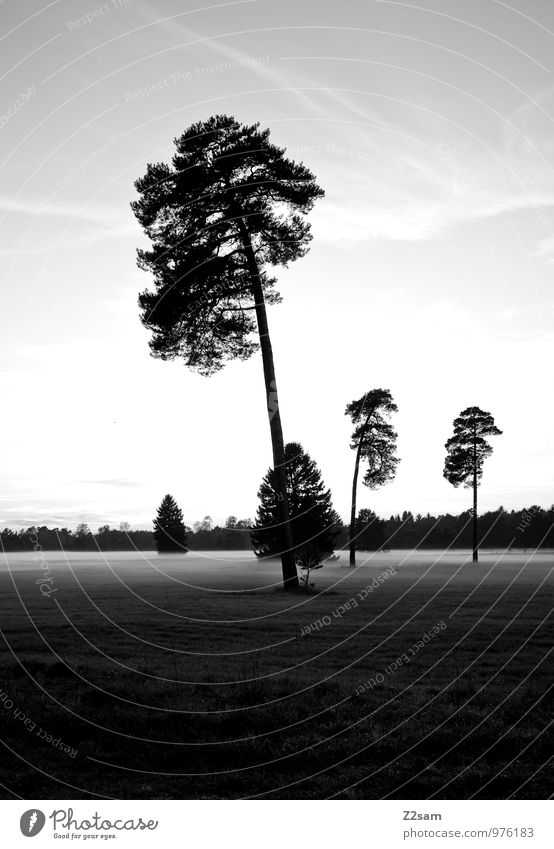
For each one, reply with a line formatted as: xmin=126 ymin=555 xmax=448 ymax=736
xmin=0 ymin=0 xmax=553 ymax=530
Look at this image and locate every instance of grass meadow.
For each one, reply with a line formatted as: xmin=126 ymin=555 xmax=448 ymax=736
xmin=0 ymin=549 xmax=551 ymax=799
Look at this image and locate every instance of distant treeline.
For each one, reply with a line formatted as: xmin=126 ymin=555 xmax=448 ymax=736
xmin=0 ymin=525 xmax=154 ymax=552
xmin=0 ymin=520 xmax=252 ymax=552
xmin=1 ymin=505 xmax=552 ymax=553
xmin=381 ymin=506 xmax=554 ymax=550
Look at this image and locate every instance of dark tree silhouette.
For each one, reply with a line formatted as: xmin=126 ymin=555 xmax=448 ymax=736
xmin=251 ymin=442 xmax=340 ymax=586
xmin=153 ymin=494 xmax=188 ymax=553
xmin=345 ymin=389 xmax=399 ymax=566
xmin=132 ymin=115 xmax=324 ymax=590
xmin=354 ymin=508 xmax=387 ymax=551
xmin=74 ymin=522 xmax=92 ymax=551
xmin=444 ymin=406 xmax=502 ymax=563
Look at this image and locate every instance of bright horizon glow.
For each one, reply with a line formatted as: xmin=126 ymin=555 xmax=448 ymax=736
xmin=0 ymin=0 xmax=553 ymax=530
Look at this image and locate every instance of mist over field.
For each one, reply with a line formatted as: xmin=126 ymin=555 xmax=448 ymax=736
xmin=1 ymin=549 xmax=551 ymax=799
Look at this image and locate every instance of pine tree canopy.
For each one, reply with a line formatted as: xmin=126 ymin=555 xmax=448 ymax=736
xmin=251 ymin=442 xmax=340 ymax=568
xmin=131 ymin=114 xmax=324 ymax=375
xmin=444 ymin=406 xmax=502 ymax=488
xmin=153 ymin=494 xmax=188 ymax=553
xmin=345 ymin=388 xmax=399 ymax=487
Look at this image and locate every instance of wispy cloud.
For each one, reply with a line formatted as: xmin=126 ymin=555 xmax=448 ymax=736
xmin=315 ymin=185 xmax=554 ymax=243
xmin=0 ymin=194 xmax=123 ymax=223
xmin=0 ymin=195 xmax=137 ymax=255
xmin=534 ymin=234 xmax=554 ymax=264
xmin=78 ymin=478 xmax=145 ymax=488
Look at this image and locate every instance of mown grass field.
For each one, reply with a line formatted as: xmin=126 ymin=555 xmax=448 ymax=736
xmin=0 ymin=549 xmax=551 ymax=799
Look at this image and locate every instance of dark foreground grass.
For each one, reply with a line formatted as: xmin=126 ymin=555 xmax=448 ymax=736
xmin=0 ymin=550 xmax=551 ymax=799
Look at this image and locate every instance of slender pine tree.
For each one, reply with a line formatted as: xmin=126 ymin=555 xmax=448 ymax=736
xmin=345 ymin=389 xmax=399 ymax=566
xmin=444 ymin=406 xmax=502 ymax=563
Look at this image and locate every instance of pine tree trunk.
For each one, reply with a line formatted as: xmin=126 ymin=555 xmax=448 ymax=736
xmin=349 ymin=407 xmax=372 ymax=567
xmin=473 ymin=428 xmax=478 ymax=563
xmin=349 ymin=439 xmax=364 ymax=566
xmin=236 ymin=219 xmax=299 ymax=590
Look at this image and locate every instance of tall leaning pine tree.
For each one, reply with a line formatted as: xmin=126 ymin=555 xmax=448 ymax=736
xmin=346 ymin=389 xmax=399 ymax=566
xmin=444 ymin=406 xmax=502 ymax=563
xmin=132 ymin=115 xmax=324 ymax=590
